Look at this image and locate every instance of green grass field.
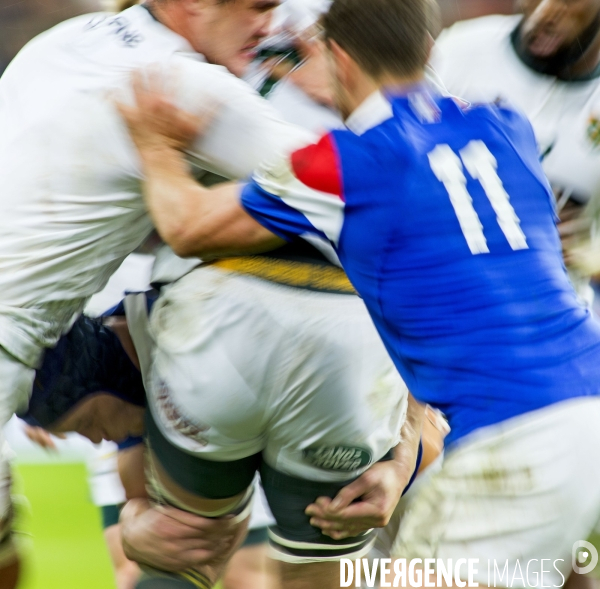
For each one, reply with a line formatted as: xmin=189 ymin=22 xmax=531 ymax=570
xmin=14 ymin=463 xmax=117 ymax=589
xmin=13 ymin=462 xmax=226 ymax=589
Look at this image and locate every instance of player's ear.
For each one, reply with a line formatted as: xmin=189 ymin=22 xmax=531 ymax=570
xmin=426 ymin=33 xmax=435 ymax=62
xmin=328 ymin=40 xmax=353 ymax=87
xmin=181 ymin=0 xmax=209 ymax=16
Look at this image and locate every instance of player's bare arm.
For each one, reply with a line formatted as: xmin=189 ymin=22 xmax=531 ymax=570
xmin=116 ymin=77 xmax=284 ymax=259
xmin=305 ymin=394 xmax=427 ymax=540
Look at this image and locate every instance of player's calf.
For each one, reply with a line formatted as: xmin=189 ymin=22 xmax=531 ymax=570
xmin=0 ymin=458 xmax=19 ymax=589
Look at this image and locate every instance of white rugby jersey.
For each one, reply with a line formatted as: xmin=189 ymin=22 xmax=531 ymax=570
xmin=432 ymin=15 xmax=600 ymax=206
xmin=0 ymin=5 xmax=311 ymax=367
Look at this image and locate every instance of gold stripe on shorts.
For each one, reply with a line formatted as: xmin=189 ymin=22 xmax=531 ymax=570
xmin=210 ymin=256 xmax=355 ymax=295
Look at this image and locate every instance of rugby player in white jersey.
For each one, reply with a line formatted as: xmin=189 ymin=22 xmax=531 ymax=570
xmin=0 ymin=1 xmax=306 ymax=584
xmin=431 ymin=0 xmax=600 ymax=301
xmin=0 ymin=2 xmax=423 ymax=588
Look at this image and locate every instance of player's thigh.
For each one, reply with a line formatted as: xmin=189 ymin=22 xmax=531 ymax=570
xmin=261 ymin=461 xmax=380 ymax=565
xmin=260 ymin=462 xmax=389 ymax=589
xmin=143 ymin=414 xmax=259 ymax=586
xmin=263 ymin=291 xmax=408 ymax=481
xmin=392 ymin=397 xmax=600 ymax=588
xmin=148 ymin=268 xmax=288 ymax=460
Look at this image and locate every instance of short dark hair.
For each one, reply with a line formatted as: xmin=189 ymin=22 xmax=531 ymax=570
xmin=322 ymin=0 xmax=430 ymax=79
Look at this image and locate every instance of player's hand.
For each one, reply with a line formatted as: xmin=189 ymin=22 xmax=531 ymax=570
xmin=305 ymin=460 xmax=409 ymax=540
xmin=23 ymin=424 xmax=65 ymax=451
xmin=288 ymin=33 xmax=335 ymax=108
xmin=120 ymin=498 xmax=238 ymax=571
xmin=115 ymin=69 xmax=216 ymax=153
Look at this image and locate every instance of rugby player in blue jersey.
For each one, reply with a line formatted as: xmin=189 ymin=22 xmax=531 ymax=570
xmin=116 ymin=0 xmax=600 ymax=584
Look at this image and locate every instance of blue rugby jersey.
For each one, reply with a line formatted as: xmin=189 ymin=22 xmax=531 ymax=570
xmin=241 ymin=86 xmax=600 ymax=446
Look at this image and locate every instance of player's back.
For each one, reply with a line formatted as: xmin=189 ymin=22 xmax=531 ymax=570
xmin=332 ymin=89 xmax=600 ymax=444
xmin=0 ymin=8 xmax=184 ymax=363
xmin=0 ymin=8 xmax=189 ymax=306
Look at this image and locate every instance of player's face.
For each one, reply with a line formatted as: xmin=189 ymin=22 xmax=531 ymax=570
xmin=518 ymin=0 xmax=600 ymax=62
xmin=48 ymin=393 xmax=145 ymax=444
xmin=192 ymin=0 xmax=280 ymax=77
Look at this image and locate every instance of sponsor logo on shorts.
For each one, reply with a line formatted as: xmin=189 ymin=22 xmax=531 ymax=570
xmin=302 ymin=445 xmax=371 ymax=471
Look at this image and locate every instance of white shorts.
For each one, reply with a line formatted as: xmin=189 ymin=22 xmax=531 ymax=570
xmin=147 ymin=266 xmax=407 ymax=483
xmin=392 ymin=397 xmax=600 ymax=587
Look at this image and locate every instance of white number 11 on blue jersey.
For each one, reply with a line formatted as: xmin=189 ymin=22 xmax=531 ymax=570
xmin=428 ymin=140 xmax=528 ymax=255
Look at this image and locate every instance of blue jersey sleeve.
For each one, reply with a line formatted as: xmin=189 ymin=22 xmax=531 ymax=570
xmin=241 ymin=180 xmax=319 ymax=241
xmin=240 ymin=134 xmax=347 ymax=246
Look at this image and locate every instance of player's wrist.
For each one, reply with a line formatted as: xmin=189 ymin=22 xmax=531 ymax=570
xmin=119 ymin=498 xmax=151 ymax=525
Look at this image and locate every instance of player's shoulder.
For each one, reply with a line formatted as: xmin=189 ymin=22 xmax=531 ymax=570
xmin=461 ymin=100 xmax=541 ymax=167
xmin=436 ymin=14 xmax=521 ymax=55
xmin=288 ymin=133 xmax=343 ymax=197
xmin=463 ymin=97 xmax=534 ymax=136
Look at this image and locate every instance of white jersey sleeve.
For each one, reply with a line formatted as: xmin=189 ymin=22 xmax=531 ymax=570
xmin=165 ymin=55 xmax=315 ymax=180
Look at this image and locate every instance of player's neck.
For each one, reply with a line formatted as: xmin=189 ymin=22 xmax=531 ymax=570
xmin=377 ymin=72 xmax=426 ymax=93
xmin=343 ymin=70 xmax=424 ymax=119
xmin=145 ymin=1 xmax=198 ymax=52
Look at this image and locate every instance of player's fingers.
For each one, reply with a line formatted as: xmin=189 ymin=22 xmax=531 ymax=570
xmin=24 ymin=426 xmax=58 ymax=450
xmin=305 ymin=496 xmax=332 ymax=517
xmin=328 ymin=479 xmax=369 ymax=512
xmin=114 ymin=98 xmax=139 ymax=128
xmin=314 ymin=500 xmax=386 ymax=525
xmin=316 ymin=496 xmax=332 ymax=509
xmin=308 ymin=517 xmax=349 ymax=531
xmin=41 ymin=436 xmax=57 ymax=450
xmin=179 ymin=548 xmax=227 ymax=567
xmin=158 ymin=506 xmax=237 ymax=532
xmin=130 ymin=69 xmax=146 ymax=106
xmin=166 ymin=535 xmax=232 ymax=553
xmin=146 ymin=65 xmax=164 ymax=95
xmin=293 ymin=34 xmax=313 ymax=61
xmin=332 ymin=502 xmax=390 ymax=528
xmin=295 ymin=25 xmax=323 ymax=59
xmin=323 ymin=530 xmax=354 ymax=540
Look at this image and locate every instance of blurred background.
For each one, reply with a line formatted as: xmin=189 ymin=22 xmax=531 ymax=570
xmin=0 ymin=0 xmax=515 ymax=77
